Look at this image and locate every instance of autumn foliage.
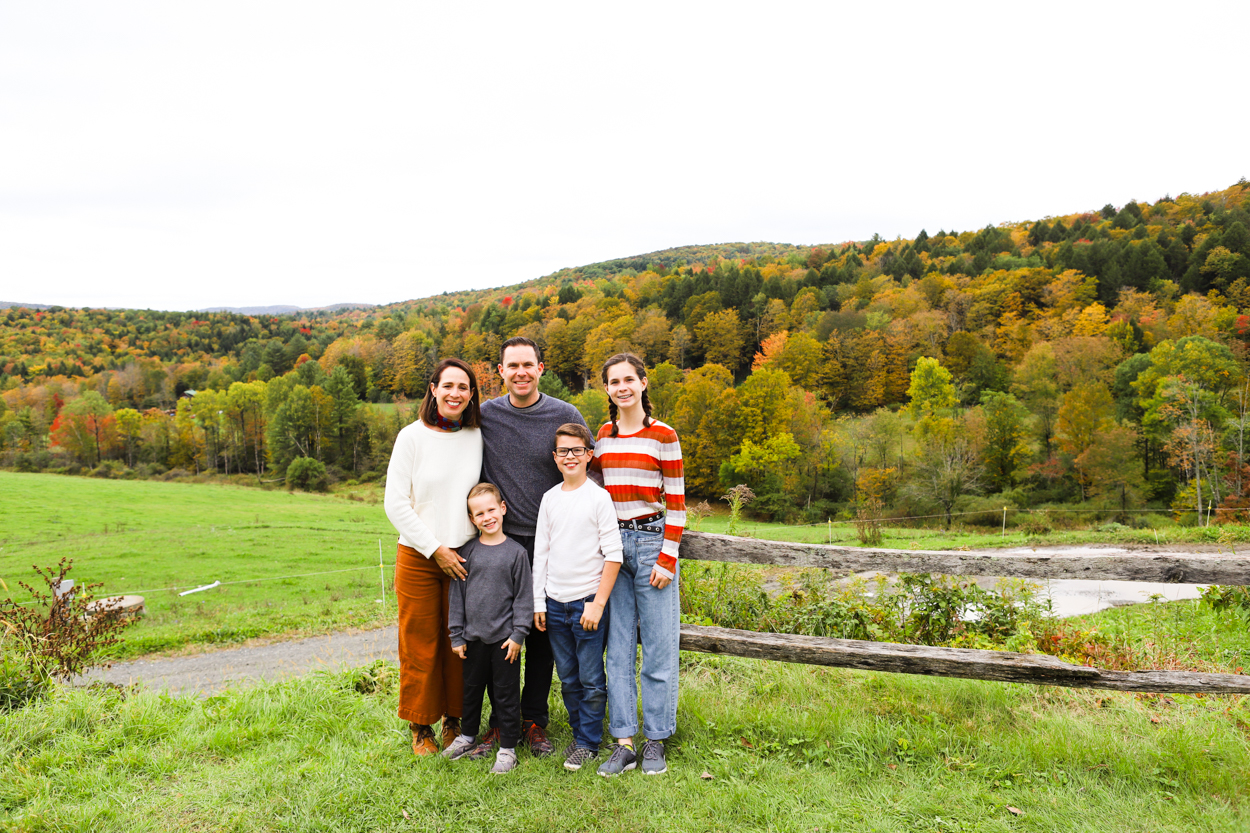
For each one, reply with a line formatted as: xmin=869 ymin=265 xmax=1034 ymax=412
xmin=3 ymin=181 xmax=1250 ymax=522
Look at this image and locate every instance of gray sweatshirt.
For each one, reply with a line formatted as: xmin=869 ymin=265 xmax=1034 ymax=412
xmin=480 ymin=393 xmax=590 ymax=537
xmin=448 ymin=536 xmax=533 ymax=648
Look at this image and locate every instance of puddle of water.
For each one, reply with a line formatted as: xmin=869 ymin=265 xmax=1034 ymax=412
xmin=832 ymin=571 xmax=1207 ymax=619
xmin=1009 ymin=579 xmax=1205 ymax=618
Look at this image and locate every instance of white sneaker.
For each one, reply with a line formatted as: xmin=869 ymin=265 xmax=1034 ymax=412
xmin=491 ymin=748 xmax=519 ymax=774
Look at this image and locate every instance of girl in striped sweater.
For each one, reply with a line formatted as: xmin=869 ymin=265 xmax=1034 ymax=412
xmin=591 ymin=353 xmax=686 ymax=777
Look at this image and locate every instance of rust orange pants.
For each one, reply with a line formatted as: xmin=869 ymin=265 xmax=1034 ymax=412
xmin=395 ymin=543 xmax=463 ymax=725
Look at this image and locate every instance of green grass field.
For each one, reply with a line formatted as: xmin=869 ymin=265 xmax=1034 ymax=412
xmin=0 ymin=472 xmax=398 ymax=658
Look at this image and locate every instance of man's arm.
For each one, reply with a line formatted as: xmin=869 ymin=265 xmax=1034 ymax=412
xmin=510 ymin=542 xmax=533 ymax=647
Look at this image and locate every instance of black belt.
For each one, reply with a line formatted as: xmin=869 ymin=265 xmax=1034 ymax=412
xmin=619 ymin=512 xmax=665 ymax=533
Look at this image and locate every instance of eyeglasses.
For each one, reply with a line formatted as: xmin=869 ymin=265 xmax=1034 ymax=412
xmin=553 ymin=447 xmax=592 ymax=458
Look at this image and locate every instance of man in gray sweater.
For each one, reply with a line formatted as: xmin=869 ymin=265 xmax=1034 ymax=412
xmin=478 ymin=336 xmax=590 ymax=758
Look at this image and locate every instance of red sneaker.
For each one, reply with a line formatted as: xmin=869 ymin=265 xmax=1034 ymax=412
xmin=523 ymin=721 xmax=554 ymax=758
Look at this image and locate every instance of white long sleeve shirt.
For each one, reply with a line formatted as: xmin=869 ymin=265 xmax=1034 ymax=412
xmin=384 ymin=421 xmax=482 ymax=556
xmin=532 ymin=479 xmax=623 ymax=612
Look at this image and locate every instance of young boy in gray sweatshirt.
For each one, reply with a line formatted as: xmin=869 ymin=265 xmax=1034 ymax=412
xmin=444 ymin=483 xmax=533 ymax=774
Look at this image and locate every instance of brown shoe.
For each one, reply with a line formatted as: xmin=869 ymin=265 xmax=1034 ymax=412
xmin=410 ymin=724 xmax=438 ymax=757
xmin=440 ymin=715 xmax=462 ymax=750
xmin=523 ymin=721 xmax=554 ymax=758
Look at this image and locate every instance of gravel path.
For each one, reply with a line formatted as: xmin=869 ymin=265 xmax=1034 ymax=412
xmin=77 ymin=627 xmax=398 ymax=696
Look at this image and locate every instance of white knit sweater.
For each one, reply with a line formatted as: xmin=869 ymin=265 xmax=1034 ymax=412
xmin=384 ymin=420 xmax=483 ymax=557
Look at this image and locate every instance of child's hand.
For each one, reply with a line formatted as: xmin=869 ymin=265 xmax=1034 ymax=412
xmin=580 ymin=601 xmax=604 ymax=631
xmin=534 ymin=612 xmax=546 ymax=632
xmin=452 ymin=644 xmax=466 ymax=659
xmin=502 ymin=639 xmax=521 ymax=662
xmin=649 ymin=568 xmax=672 ymax=590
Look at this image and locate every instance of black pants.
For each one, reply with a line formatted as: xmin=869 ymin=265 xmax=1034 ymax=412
xmin=462 ymin=639 xmax=522 ymax=748
xmin=488 ymin=532 xmax=552 ymax=729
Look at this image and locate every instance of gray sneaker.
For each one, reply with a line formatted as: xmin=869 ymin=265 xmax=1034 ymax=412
xmin=441 ymin=735 xmax=477 ymax=760
xmin=640 ymin=739 xmax=667 ymax=775
xmin=563 ymin=745 xmax=599 ymax=771
xmin=596 ymin=743 xmax=637 ymax=777
xmin=490 ymin=748 xmax=518 ymax=775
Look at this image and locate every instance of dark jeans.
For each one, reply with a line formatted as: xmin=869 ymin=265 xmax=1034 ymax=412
xmin=462 ymin=638 xmax=522 ymax=748
xmin=488 ymin=532 xmax=552 ymax=728
xmin=546 ymin=593 xmax=609 ymax=751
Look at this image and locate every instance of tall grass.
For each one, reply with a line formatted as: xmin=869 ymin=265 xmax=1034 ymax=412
xmin=1 ymin=658 xmax=1246 ymax=831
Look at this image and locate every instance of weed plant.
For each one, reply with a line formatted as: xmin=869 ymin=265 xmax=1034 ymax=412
xmin=0 ymin=560 xmax=133 ymax=710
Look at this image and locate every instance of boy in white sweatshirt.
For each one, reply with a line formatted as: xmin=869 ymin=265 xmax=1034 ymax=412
xmin=532 ymin=422 xmax=623 ymax=771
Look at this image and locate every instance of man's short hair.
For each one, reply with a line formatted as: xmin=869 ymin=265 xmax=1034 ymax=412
xmin=554 ymin=422 xmax=594 ymax=450
xmin=467 ymin=482 xmax=504 ymax=511
xmin=499 ymin=336 xmax=542 ymax=365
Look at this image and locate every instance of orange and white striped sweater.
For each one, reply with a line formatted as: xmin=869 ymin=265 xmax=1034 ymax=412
xmin=591 ymin=419 xmax=686 ymax=578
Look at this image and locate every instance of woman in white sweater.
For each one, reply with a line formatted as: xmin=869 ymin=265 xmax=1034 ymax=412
xmin=384 ymin=357 xmax=483 ymax=756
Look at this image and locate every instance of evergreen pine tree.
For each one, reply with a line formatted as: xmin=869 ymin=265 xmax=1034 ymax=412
xmin=1027 ymin=221 xmax=1049 ymax=247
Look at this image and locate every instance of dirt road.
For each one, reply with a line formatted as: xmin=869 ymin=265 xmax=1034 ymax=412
xmin=77 ymin=626 xmax=398 ymax=695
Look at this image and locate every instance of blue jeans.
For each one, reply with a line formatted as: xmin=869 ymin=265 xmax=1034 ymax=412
xmin=606 ymin=528 xmax=680 ymax=741
xmin=546 ymin=593 xmax=609 ymax=751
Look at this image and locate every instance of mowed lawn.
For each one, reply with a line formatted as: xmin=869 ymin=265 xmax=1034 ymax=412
xmin=0 ymin=472 xmax=398 ymax=657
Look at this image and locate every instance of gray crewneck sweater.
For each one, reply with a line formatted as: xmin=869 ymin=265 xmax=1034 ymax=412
xmin=448 ymin=536 xmax=533 ymax=648
xmin=480 ymin=393 xmax=590 ymax=537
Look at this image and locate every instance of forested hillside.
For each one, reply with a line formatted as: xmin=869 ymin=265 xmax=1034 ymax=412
xmin=3 ymin=181 xmax=1249 ymax=523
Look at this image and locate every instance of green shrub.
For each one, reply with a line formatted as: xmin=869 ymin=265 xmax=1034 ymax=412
xmin=90 ymin=460 xmax=128 ymax=479
xmin=286 ymin=457 xmax=328 ymax=492
xmin=681 ymin=565 xmax=1050 ymax=650
xmin=1200 ymin=585 xmax=1250 ymax=618
xmin=1019 ymin=517 xmax=1052 ymax=536
xmin=12 ymin=451 xmax=54 ymax=472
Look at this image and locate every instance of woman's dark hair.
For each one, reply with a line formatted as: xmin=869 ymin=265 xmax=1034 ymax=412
xmin=600 ymin=352 xmax=652 ymax=438
xmin=420 ymin=358 xmax=481 ymax=428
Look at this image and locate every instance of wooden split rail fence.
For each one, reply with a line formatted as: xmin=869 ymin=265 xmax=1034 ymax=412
xmin=676 ymin=532 xmax=1250 ymax=695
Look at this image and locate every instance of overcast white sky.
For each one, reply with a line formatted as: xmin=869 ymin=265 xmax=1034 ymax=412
xmin=1 ymin=1 xmax=1245 ymax=311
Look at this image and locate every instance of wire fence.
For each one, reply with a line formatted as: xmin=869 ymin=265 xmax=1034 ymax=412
xmin=3 ymin=538 xmax=400 ymax=608
xmin=774 ymin=505 xmax=1244 ymax=529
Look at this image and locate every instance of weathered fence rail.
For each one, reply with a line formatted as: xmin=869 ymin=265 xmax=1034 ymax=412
xmin=679 ymin=531 xmax=1250 ymax=585
xmin=675 ymin=531 xmax=1250 ymax=694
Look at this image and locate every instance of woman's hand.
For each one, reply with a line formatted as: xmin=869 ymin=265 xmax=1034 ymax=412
xmin=648 ymin=568 xmax=672 ymax=590
xmin=433 ymin=545 xmax=467 ymax=579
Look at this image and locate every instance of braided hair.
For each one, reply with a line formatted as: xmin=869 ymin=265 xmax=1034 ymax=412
xmin=601 ymin=352 xmax=653 ymax=438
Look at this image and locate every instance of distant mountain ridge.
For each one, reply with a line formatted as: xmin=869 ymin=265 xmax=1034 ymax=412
xmin=196 ymin=302 xmax=377 ymax=315
xmin=0 ymin=301 xmax=375 ymax=314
